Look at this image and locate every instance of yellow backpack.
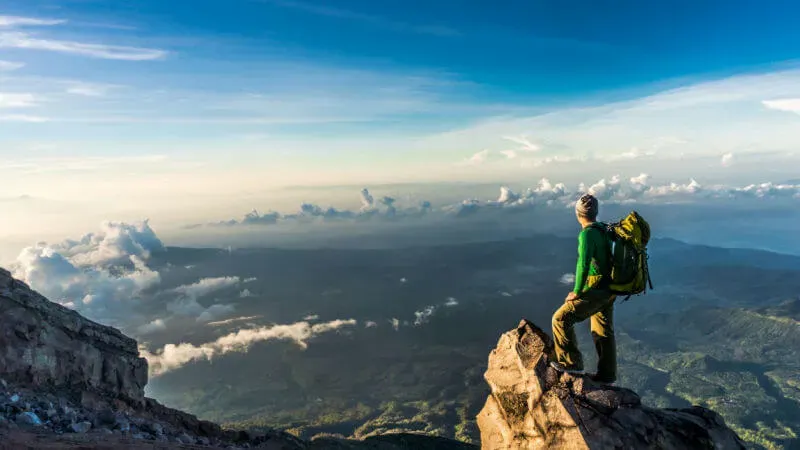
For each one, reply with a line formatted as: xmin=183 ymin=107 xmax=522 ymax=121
xmin=604 ymin=211 xmax=654 ymax=300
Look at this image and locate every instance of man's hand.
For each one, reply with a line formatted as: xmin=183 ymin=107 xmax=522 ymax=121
xmin=565 ymin=292 xmax=579 ymax=302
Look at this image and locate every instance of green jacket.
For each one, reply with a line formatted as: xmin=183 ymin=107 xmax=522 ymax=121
xmin=573 ymin=222 xmax=613 ymax=295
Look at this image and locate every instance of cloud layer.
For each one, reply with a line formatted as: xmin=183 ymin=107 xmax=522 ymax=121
xmin=190 ymin=175 xmax=800 ymax=229
xmin=141 ymin=318 xmax=358 ymax=375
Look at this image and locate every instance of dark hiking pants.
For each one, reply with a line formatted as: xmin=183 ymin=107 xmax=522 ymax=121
xmin=551 ymin=289 xmax=617 ymax=381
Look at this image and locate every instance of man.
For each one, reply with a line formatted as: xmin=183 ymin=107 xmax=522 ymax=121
xmin=550 ymin=193 xmax=617 ymax=384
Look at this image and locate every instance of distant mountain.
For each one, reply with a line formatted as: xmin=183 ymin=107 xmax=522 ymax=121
xmin=140 ymin=235 xmax=800 ymax=449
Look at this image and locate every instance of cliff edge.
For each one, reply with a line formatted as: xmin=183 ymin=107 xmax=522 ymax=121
xmin=477 ymin=319 xmax=746 ymax=449
xmin=0 ymin=266 xmax=475 ymax=449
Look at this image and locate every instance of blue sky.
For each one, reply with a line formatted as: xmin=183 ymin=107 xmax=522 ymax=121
xmin=1 ymin=0 xmax=800 ymax=245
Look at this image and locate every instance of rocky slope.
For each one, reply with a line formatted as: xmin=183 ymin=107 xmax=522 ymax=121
xmin=0 ymin=267 xmax=476 ymax=449
xmin=477 ymin=319 xmax=747 ymax=449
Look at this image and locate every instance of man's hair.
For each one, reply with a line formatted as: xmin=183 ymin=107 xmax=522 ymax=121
xmin=575 ymin=194 xmax=599 ymax=221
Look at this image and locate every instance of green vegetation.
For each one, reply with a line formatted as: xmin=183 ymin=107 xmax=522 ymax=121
xmin=146 ymin=240 xmax=800 ymax=449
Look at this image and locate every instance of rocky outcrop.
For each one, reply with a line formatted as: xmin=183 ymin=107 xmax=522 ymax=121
xmin=0 ymin=266 xmax=477 ymax=449
xmin=477 ymin=319 xmax=746 ymax=450
xmin=0 ymin=268 xmax=147 ymax=404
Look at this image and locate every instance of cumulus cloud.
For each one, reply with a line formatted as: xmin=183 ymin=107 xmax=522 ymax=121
xmin=11 ymin=221 xmax=163 ymax=326
xmin=239 ymin=289 xmax=254 ymax=298
xmin=721 ymin=152 xmax=734 ymax=167
xmin=192 ymin=176 xmax=800 ymax=230
xmin=192 ymin=188 xmax=431 ymax=228
xmin=141 ymin=318 xmax=358 ymax=375
xmin=171 ymin=276 xmax=239 ymax=299
xmin=763 ymin=98 xmax=800 ymax=114
xmin=166 ymin=277 xmax=240 ymax=323
xmin=414 ymin=306 xmax=436 ymax=326
xmin=365 ymin=321 xmax=378 ymax=328
xmin=56 ymin=221 xmax=165 ymax=267
xmin=412 ymin=297 xmax=461 ymax=326
xmin=559 ymin=273 xmax=575 ymax=285
xmin=390 ymin=318 xmax=400 ymax=331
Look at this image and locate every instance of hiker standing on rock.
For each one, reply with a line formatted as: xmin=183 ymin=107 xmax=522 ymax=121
xmin=550 ymin=193 xmax=617 ymax=384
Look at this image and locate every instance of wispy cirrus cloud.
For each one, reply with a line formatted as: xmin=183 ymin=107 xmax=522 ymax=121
xmin=262 ymin=0 xmax=460 ymax=37
xmin=0 ymin=92 xmax=39 ymax=108
xmin=0 ymin=60 xmax=24 ymax=71
xmin=0 ymin=114 xmax=49 ymax=123
xmin=65 ymin=82 xmax=119 ymax=97
xmin=763 ymin=98 xmax=800 ymax=114
xmin=0 ymin=15 xmax=65 ymax=27
xmin=0 ymin=32 xmax=168 ymax=61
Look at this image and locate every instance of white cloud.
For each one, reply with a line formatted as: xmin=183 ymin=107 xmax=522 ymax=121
xmin=0 ymin=114 xmax=48 ymax=122
xmin=414 ymin=306 xmax=436 ymax=326
xmin=0 ymin=93 xmax=38 ymax=108
xmin=602 ymin=147 xmax=657 ymax=162
xmin=0 ymin=16 xmax=65 ymax=27
xmin=193 ymin=176 xmax=800 ymax=232
xmin=141 ymin=318 xmax=358 ymax=375
xmin=138 ymin=319 xmax=167 ymax=335
xmin=424 ymin=69 xmax=800 ymax=169
xmin=171 ymin=276 xmax=240 ymax=299
xmin=239 ymin=289 xmax=254 ymax=298
xmin=559 ymin=273 xmax=575 ymax=285
xmin=464 ymin=149 xmax=491 ymax=165
xmin=66 ymin=83 xmax=116 ymax=97
xmin=763 ymin=98 xmax=800 ymax=114
xmin=0 ymin=32 xmax=167 ymax=61
xmin=166 ymin=277 xmax=240 ymax=323
xmin=12 ymin=221 xmax=163 ymax=326
xmin=365 ymin=321 xmax=378 ymax=328
xmin=721 ymin=152 xmax=734 ymax=167
xmin=206 ymin=315 xmax=262 ymax=327
xmin=244 ymin=277 xmax=257 ymax=283
xmin=502 ymin=135 xmax=541 ymax=152
xmin=0 ymin=60 xmax=24 ymax=71
xmin=303 ymin=314 xmax=319 ymax=321
xmin=445 ymin=297 xmax=459 ymax=307
xmin=390 ymin=318 xmax=401 ymax=331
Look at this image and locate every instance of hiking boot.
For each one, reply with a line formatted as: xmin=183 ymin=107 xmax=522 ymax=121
xmin=549 ymin=361 xmax=584 ymax=375
xmin=588 ymin=373 xmax=616 ymax=385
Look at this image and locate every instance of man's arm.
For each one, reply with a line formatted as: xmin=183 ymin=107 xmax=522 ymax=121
xmin=573 ymin=230 xmax=591 ymax=295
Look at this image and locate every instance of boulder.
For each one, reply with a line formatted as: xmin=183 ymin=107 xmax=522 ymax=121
xmin=477 ymin=319 xmax=747 ymax=449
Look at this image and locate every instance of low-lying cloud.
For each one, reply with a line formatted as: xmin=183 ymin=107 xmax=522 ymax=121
xmin=141 ymin=318 xmax=358 ymax=375
xmin=11 ymin=221 xmax=163 ymax=326
xmin=189 ymin=175 xmax=800 ymax=230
